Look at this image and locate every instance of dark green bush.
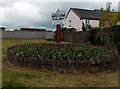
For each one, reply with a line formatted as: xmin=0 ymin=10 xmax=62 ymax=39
xmin=111 ymin=25 xmax=120 ymax=44
xmin=82 ymin=25 xmax=86 ymax=32
xmin=113 ymin=31 xmax=120 ymax=44
xmin=61 ymin=27 xmax=67 ymax=32
xmin=89 ymin=27 xmax=105 ymax=46
xmin=89 ymin=27 xmax=99 ymax=44
xmin=46 ymin=39 xmax=55 ymax=42
xmin=111 ymin=25 xmax=120 ymax=32
xmin=89 ymin=25 xmax=120 ymax=45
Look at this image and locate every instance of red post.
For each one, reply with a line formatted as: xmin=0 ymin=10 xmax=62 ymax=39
xmin=56 ymin=24 xmax=61 ymax=43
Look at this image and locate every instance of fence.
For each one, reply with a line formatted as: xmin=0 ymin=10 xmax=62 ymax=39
xmin=61 ymin=29 xmax=90 ymax=43
xmin=61 ymin=28 xmax=117 ymax=49
xmin=2 ymin=31 xmax=55 ymax=39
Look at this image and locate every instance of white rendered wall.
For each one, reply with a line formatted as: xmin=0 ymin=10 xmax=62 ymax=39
xmin=82 ymin=19 xmax=99 ymax=27
xmin=64 ymin=10 xmax=83 ymax=31
xmin=90 ymin=20 xmax=99 ymax=27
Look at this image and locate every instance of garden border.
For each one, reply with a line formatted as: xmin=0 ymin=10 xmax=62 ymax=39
xmin=7 ymin=43 xmax=118 ymax=73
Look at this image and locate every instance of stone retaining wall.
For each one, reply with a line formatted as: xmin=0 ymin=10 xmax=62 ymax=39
xmin=7 ymin=43 xmax=118 ymax=73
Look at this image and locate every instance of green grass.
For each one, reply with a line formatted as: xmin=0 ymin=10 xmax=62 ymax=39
xmin=3 ymin=80 xmax=26 ymax=88
xmin=46 ymin=39 xmax=55 ymax=42
xmin=2 ymin=38 xmax=118 ymax=87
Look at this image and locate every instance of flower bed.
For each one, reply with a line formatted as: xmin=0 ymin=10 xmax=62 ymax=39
xmin=7 ymin=43 xmax=118 ymax=73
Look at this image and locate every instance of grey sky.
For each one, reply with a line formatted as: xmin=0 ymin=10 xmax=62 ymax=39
xmin=0 ymin=1 xmax=119 ymax=31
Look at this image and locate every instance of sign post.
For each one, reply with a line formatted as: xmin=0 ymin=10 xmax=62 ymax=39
xmin=52 ymin=9 xmax=65 ymax=43
xmin=56 ymin=24 xmax=61 ymax=42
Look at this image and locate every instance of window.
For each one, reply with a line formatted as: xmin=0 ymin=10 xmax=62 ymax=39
xmin=69 ymin=20 xmax=71 ymax=27
xmin=85 ymin=19 xmax=90 ymax=24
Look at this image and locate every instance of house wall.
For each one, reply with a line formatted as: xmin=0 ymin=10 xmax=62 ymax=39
xmin=90 ymin=20 xmax=99 ymax=27
xmin=82 ymin=19 xmax=99 ymax=27
xmin=64 ymin=10 xmax=100 ymax=31
xmin=64 ymin=10 xmax=83 ymax=31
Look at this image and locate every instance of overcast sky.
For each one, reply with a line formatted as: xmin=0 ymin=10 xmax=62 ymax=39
xmin=0 ymin=0 xmax=119 ymax=31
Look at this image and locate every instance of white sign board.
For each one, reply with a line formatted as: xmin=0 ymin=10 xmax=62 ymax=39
xmin=52 ymin=9 xmax=65 ymax=27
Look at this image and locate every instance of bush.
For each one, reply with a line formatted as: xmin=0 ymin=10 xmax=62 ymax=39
xmin=111 ymin=25 xmax=120 ymax=44
xmin=82 ymin=25 xmax=86 ymax=32
xmin=113 ymin=31 xmax=120 ymax=44
xmin=111 ymin=25 xmax=120 ymax=32
xmin=89 ymin=27 xmax=105 ymax=46
xmin=46 ymin=39 xmax=55 ymax=42
xmin=61 ymin=27 xmax=67 ymax=32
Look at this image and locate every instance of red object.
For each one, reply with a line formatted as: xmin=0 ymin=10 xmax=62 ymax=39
xmin=56 ymin=24 xmax=61 ymax=43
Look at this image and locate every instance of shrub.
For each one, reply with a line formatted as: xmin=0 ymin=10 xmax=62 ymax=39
xmin=46 ymin=39 xmax=55 ymax=42
xmin=89 ymin=27 xmax=105 ymax=46
xmin=82 ymin=25 xmax=86 ymax=32
xmin=111 ymin=25 xmax=120 ymax=44
xmin=61 ymin=27 xmax=67 ymax=32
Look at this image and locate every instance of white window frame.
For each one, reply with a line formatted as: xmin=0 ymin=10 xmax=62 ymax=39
xmin=85 ymin=19 xmax=90 ymax=24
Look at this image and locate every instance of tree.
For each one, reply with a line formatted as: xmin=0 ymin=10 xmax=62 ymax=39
xmin=99 ymin=8 xmax=119 ymax=27
xmin=118 ymin=12 xmax=120 ymax=22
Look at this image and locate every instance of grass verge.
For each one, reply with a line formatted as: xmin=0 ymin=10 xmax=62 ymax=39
xmin=2 ymin=38 xmax=118 ymax=87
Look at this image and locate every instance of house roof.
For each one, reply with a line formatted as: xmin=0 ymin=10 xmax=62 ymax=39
xmin=67 ymin=8 xmax=101 ymax=20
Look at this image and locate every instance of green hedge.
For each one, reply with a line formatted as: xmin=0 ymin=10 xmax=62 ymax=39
xmin=89 ymin=27 xmax=105 ymax=46
xmin=111 ymin=25 xmax=120 ymax=44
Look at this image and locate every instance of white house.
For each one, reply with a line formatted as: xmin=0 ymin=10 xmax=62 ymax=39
xmin=64 ymin=8 xmax=101 ymax=31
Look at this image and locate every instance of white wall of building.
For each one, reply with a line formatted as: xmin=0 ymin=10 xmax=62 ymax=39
xmin=82 ymin=19 xmax=99 ymax=27
xmin=64 ymin=10 xmax=100 ymax=31
xmin=90 ymin=20 xmax=99 ymax=27
xmin=64 ymin=10 xmax=83 ymax=31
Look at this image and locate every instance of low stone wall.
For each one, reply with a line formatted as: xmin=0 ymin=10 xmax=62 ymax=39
xmin=7 ymin=43 xmax=118 ymax=73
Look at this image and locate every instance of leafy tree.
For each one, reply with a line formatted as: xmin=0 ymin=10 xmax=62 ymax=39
xmin=99 ymin=8 xmax=119 ymax=27
xmin=118 ymin=12 xmax=120 ymax=22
